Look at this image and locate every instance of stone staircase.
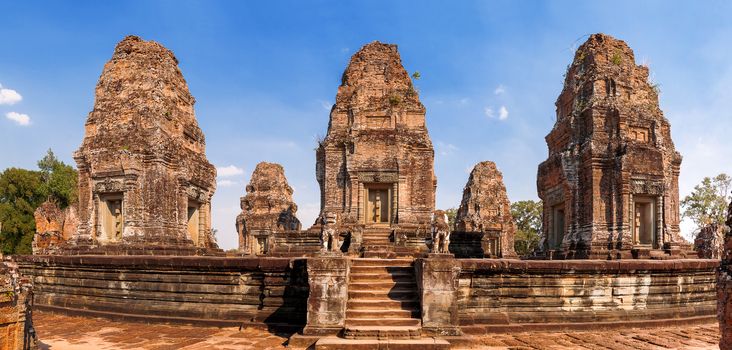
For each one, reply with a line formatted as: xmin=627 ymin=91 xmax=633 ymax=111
xmin=361 ymin=227 xmax=393 ymax=258
xmin=343 ymin=258 xmax=422 ymax=339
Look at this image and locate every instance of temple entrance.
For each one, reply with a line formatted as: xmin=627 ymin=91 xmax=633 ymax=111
xmin=187 ymin=201 xmax=201 ymax=244
xmin=99 ymin=194 xmax=123 ymax=242
xmin=633 ymin=196 xmax=656 ymax=247
xmin=549 ymin=204 xmax=565 ymax=249
xmin=365 ymin=184 xmax=391 ymax=225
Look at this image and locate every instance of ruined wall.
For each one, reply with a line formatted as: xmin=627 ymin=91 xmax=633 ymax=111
xmin=32 ymin=201 xmax=78 ymax=255
xmin=237 ymin=162 xmax=301 ymax=255
xmin=72 ymin=35 xmax=217 ymax=252
xmin=537 ymin=33 xmax=686 ymax=259
xmin=718 ymin=200 xmax=732 ymax=349
xmin=455 ymin=161 xmax=517 ymax=258
xmin=459 ymin=259 xmax=717 ymax=331
xmin=316 ymin=41 xmax=435 ymax=229
xmin=17 ymin=255 xmax=307 ymax=327
xmin=0 ymin=256 xmax=35 ymax=350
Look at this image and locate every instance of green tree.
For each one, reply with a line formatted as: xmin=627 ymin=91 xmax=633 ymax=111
xmin=37 ymin=149 xmax=78 ymax=208
xmin=0 ymin=168 xmax=47 ymax=254
xmin=681 ymin=173 xmax=731 ymax=233
xmin=511 ymin=200 xmax=543 ymax=256
xmin=444 ymin=208 xmax=457 ymax=230
xmin=0 ymin=149 xmax=79 ymax=254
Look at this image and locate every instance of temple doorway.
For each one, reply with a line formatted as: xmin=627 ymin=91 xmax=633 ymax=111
xmin=550 ymin=204 xmax=565 ymax=249
xmin=365 ymin=184 xmax=391 ymax=225
xmin=100 ymin=194 xmax=123 ymax=242
xmin=633 ymin=197 xmax=656 ymax=247
xmin=187 ymin=201 xmax=201 ymax=244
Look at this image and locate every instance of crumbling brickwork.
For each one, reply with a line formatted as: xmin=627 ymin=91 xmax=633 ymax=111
xmin=32 ymin=201 xmax=77 ymax=255
xmin=455 ymin=161 xmax=517 ymax=258
xmin=695 ymin=223 xmax=724 ymax=259
xmin=537 ymin=33 xmax=687 ymax=259
xmin=718 ymin=199 xmax=732 ymax=349
xmin=71 ymin=35 xmax=217 ymax=253
xmin=0 ymin=256 xmax=36 ymax=350
xmin=237 ymin=162 xmax=301 ymax=255
xmin=316 ymin=41 xmax=436 ymax=232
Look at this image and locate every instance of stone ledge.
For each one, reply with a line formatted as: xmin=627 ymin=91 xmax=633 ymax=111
xmin=460 ymin=258 xmax=719 ymax=273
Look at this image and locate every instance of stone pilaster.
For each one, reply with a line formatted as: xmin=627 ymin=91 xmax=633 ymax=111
xmin=417 ymin=255 xmax=461 ymax=336
xmin=303 ymin=257 xmax=349 ymax=336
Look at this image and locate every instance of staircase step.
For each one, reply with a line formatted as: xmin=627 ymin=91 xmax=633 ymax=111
xmin=347 ymin=299 xmax=419 ymax=310
xmin=350 ymin=258 xmax=413 ymax=267
xmin=349 ymin=281 xmax=416 ymax=291
xmin=341 ymin=326 xmax=423 ymax=341
xmin=347 ymin=309 xmax=418 ymax=319
xmin=316 ymin=336 xmax=449 ymax=350
xmin=346 ymin=317 xmax=421 ymax=327
xmin=350 ymin=265 xmax=413 ymax=274
xmin=350 ymin=273 xmax=415 ymax=283
xmin=348 ymin=289 xmax=417 ymax=300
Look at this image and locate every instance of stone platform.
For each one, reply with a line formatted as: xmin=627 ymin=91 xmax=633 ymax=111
xmin=33 ymin=311 xmax=719 ymax=349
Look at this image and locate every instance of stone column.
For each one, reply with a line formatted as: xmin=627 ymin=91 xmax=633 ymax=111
xmin=303 ymin=257 xmax=349 ymax=336
xmin=655 ymin=196 xmax=663 ymax=248
xmin=417 ymin=256 xmax=462 ymax=336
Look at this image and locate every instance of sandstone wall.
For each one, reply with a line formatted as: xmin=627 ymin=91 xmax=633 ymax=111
xmin=459 ymin=259 xmax=717 ymax=331
xmin=0 ymin=256 xmax=35 ymax=350
xmin=16 ymin=255 xmax=716 ymax=332
xmin=17 ymin=255 xmax=307 ymax=327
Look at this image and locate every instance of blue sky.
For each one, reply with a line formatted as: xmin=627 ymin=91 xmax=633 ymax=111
xmin=1 ymin=1 xmax=731 ymax=249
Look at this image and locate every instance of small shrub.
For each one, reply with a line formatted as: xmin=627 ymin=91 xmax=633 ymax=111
xmin=389 ymin=94 xmax=402 ymax=106
xmin=611 ymin=51 xmax=622 ymax=65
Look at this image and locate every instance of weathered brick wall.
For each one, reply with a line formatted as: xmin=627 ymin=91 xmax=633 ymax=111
xmin=16 ymin=255 xmax=308 ymax=327
xmin=459 ymin=259 xmax=717 ymax=330
xmin=1 ymin=257 xmax=35 ymax=350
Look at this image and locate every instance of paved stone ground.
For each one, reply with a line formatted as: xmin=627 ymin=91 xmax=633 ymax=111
xmin=34 ymin=311 xmax=719 ymax=349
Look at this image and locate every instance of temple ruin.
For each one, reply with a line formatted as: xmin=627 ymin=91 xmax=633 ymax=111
xmin=31 ymin=200 xmax=77 ymax=255
xmin=0 ymin=256 xmax=35 ymax=350
xmin=71 ymin=35 xmax=218 ymax=253
xmin=13 ymin=34 xmax=722 ymax=349
xmin=454 ymin=161 xmax=517 ymax=258
xmin=316 ymin=41 xmax=436 ymax=257
xmin=236 ymin=162 xmax=302 ymax=255
xmin=537 ymin=33 xmax=689 ymax=259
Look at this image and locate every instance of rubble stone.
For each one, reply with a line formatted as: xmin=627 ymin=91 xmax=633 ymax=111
xmin=71 ymin=35 xmax=217 ymax=253
xmin=537 ymin=33 xmax=687 ymax=259
xmin=455 ymin=161 xmax=517 ymax=258
xmin=32 ymin=201 xmax=78 ymax=255
xmin=695 ymin=223 xmax=724 ymax=259
xmin=236 ymin=162 xmax=301 ymax=255
xmin=0 ymin=256 xmax=36 ymax=350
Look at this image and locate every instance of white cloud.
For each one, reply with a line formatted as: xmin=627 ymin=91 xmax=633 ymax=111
xmin=494 ymin=84 xmax=506 ymax=95
xmin=217 ymin=179 xmax=238 ymax=187
xmin=436 ymin=141 xmax=458 ymax=156
xmin=216 ymin=165 xmax=244 ymax=178
xmin=0 ymin=84 xmax=22 ymax=105
xmin=5 ymin=112 xmax=30 ymax=126
xmin=498 ymin=106 xmax=509 ymax=120
xmin=458 ymin=97 xmax=470 ymax=105
xmin=484 ymin=107 xmax=494 ymax=118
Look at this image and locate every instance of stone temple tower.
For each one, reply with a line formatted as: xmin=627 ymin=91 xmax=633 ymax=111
xmin=72 ymin=35 xmax=217 ymax=253
xmin=316 ymin=41 xmax=436 ymax=234
xmin=537 ymin=33 xmax=687 ymax=259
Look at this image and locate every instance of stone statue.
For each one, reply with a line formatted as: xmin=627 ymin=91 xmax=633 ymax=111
xmin=431 ymin=209 xmax=450 ymax=254
xmin=320 ymin=212 xmax=339 ymax=252
xmin=374 ymin=192 xmax=382 ymax=223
